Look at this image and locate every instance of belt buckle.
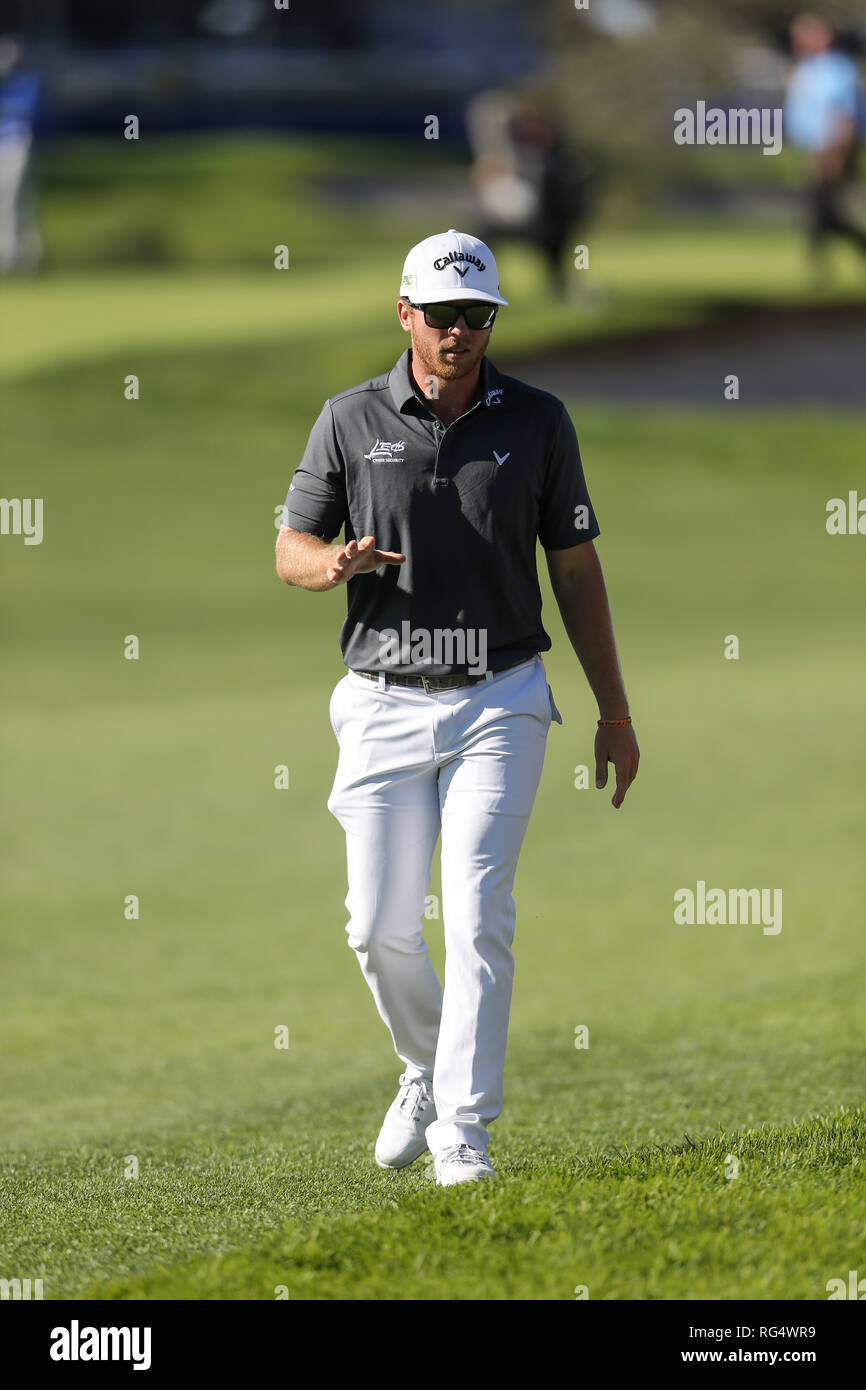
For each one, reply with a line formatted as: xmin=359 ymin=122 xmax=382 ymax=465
xmin=421 ymin=674 xmax=434 ymax=694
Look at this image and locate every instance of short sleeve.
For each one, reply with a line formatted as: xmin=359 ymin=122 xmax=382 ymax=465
xmin=834 ymin=60 xmax=860 ymax=120
xmin=284 ymin=401 xmax=348 ymax=540
xmin=537 ymin=404 xmax=600 ymax=550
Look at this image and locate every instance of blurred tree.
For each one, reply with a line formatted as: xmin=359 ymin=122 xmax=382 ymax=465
xmin=535 ymin=0 xmax=861 ymax=186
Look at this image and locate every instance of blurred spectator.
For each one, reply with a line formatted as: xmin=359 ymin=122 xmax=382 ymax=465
xmin=468 ymin=91 xmax=592 ymax=296
xmin=784 ymin=13 xmax=866 ymax=263
xmin=0 ymin=36 xmax=41 ymax=275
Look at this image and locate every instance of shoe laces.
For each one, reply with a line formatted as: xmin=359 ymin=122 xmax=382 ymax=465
xmin=438 ymin=1143 xmax=485 ymax=1166
xmin=397 ymin=1075 xmax=432 ymax=1122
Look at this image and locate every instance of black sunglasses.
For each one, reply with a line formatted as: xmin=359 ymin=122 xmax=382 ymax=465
xmin=408 ymin=301 xmax=498 ymax=331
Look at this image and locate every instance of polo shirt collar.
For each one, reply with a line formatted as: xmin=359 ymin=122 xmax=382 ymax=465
xmin=389 ymin=349 xmax=503 ymax=414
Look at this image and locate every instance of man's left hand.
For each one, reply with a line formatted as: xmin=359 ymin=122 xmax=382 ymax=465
xmin=595 ymin=724 xmax=640 ymax=809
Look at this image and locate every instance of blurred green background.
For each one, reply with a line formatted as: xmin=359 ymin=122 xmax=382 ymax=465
xmin=1 ymin=129 xmax=865 ymax=1300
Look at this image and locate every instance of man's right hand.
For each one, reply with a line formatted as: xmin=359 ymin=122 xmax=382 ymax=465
xmin=326 ymin=536 xmax=405 ymax=586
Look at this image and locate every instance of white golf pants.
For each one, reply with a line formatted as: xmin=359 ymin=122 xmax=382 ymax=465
xmin=327 ymin=655 xmax=559 ymax=1154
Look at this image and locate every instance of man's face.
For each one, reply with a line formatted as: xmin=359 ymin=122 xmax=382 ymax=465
xmin=791 ymin=16 xmax=831 ymax=58
xmin=397 ymin=299 xmax=493 ymax=384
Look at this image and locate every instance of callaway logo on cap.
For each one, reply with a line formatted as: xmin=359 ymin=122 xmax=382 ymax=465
xmin=400 ymin=229 xmax=508 ymax=306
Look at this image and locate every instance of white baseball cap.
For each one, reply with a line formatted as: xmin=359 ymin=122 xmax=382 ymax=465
xmin=399 ymin=228 xmax=508 ymax=307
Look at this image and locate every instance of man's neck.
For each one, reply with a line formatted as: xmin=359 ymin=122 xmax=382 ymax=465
xmin=409 ymin=351 xmax=483 ymax=426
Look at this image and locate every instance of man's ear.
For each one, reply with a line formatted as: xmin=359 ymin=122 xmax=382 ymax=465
xmin=397 ymin=299 xmax=413 ymax=333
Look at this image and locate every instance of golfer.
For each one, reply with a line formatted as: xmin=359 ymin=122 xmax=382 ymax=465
xmin=276 ymin=229 xmax=639 ymax=1185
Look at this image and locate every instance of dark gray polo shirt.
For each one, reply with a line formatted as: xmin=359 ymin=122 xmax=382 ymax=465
xmin=284 ymin=348 xmax=600 ymax=675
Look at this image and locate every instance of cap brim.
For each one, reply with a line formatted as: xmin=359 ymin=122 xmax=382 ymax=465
xmin=410 ymin=287 xmax=508 ymax=307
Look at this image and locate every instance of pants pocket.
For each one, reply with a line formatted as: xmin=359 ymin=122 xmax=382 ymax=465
xmin=547 ymin=683 xmax=563 ymax=725
xmin=329 ymin=676 xmax=347 ymax=740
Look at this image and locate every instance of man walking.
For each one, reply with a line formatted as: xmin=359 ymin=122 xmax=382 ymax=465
xmin=785 ymin=13 xmax=866 ymax=265
xmin=276 ymin=229 xmax=638 ymax=1185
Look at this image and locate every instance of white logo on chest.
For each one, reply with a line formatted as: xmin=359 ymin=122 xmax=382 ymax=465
xmin=493 ymin=450 xmax=510 ymax=467
xmin=364 ymin=438 xmax=406 ymax=463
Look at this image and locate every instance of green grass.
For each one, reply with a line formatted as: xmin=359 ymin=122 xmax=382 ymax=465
xmin=6 ymin=1110 xmax=863 ymax=1301
xmin=33 ymin=134 xmax=454 ymax=270
xmin=1 ymin=136 xmax=864 ymax=1300
xmin=5 ymin=132 xmax=863 ymax=387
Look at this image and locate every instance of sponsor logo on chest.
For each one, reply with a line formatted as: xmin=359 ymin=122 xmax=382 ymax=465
xmin=362 ymin=434 xmax=515 ymax=474
xmin=364 ymin=438 xmax=406 ymax=463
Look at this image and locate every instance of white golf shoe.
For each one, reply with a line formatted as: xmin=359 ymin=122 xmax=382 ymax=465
xmin=433 ymin=1143 xmax=496 ymax=1186
xmin=374 ymin=1073 xmax=436 ymax=1169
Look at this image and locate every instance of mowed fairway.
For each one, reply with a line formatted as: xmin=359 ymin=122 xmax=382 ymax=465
xmin=2 ymin=252 xmax=865 ymax=1299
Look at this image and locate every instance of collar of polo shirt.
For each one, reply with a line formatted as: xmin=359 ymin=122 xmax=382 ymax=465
xmin=389 ymin=349 xmax=503 ymax=415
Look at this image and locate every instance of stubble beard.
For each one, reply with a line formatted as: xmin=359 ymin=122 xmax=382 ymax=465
xmin=411 ymin=331 xmax=484 ymax=386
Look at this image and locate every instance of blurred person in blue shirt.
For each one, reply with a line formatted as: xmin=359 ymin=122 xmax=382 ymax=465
xmin=0 ymin=36 xmax=41 ymax=275
xmin=784 ymin=13 xmax=866 ymax=262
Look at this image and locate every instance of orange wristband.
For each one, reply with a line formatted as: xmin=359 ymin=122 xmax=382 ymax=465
xmin=598 ymin=717 xmax=632 ymax=727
